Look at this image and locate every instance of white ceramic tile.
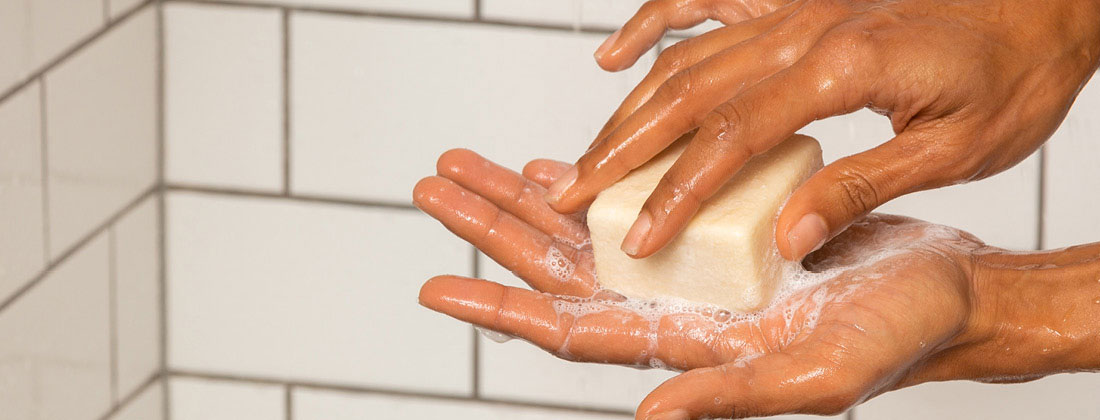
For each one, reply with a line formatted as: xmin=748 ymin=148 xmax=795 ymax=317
xmin=1043 ymin=77 xmax=1100 ymax=249
xmin=481 ymin=0 xmax=578 ymax=26
xmin=109 ymin=381 xmax=164 ymax=420
xmin=290 ymin=14 xmax=653 ymax=202
xmin=0 ymin=0 xmax=104 ymax=92
xmin=170 ymin=376 xmax=284 ymax=420
xmin=855 ymin=374 xmax=1100 ymax=420
xmin=108 ymin=0 xmax=147 ymax=21
xmin=477 ymin=254 xmax=677 ymax=411
xmin=165 ymin=3 xmax=283 ymax=192
xmin=293 ymin=387 xmax=631 ymax=420
xmin=113 ymin=197 xmax=161 ymax=401
xmin=167 ymin=192 xmax=473 ymax=394
xmin=227 ymin=0 xmax=473 ymax=18
xmin=45 ymin=7 xmax=157 ymax=258
xmin=0 ymin=234 xmax=111 ymax=420
xmin=482 ymin=0 xmax=722 ymax=36
xmin=0 ymin=82 xmax=45 ymax=303
xmin=800 ymin=109 xmax=1040 ymax=250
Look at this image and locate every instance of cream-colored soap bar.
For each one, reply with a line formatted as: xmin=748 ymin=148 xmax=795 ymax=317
xmin=587 ymin=135 xmax=823 ymax=312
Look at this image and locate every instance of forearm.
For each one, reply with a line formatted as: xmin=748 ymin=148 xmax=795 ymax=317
xmin=963 ymin=244 xmax=1100 ymax=380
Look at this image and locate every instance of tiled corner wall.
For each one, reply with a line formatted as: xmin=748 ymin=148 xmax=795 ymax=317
xmin=0 ymin=1 xmax=163 ymax=420
xmin=2 ymin=0 xmax=1099 ymax=419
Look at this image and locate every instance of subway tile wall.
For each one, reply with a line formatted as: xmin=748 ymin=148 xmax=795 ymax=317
xmin=0 ymin=2 xmax=165 ymax=420
xmin=1 ymin=0 xmax=1099 ymax=419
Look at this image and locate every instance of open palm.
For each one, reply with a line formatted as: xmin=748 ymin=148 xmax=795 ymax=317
xmin=413 ymin=148 xmax=987 ymax=419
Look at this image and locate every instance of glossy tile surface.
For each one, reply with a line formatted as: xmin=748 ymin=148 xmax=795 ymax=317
xmin=113 ymin=197 xmax=162 ymax=401
xmin=108 ymin=381 xmax=164 ymax=420
xmin=0 ymin=0 xmax=104 ymax=92
xmin=229 ymin=0 xmax=473 ymax=17
xmin=0 ymin=82 xmax=45 ymax=304
xmin=294 ymin=387 xmax=630 ymax=420
xmin=170 ymin=376 xmax=284 ymax=420
xmin=289 ymin=14 xmax=652 ymax=202
xmin=0 ymin=234 xmax=111 ymax=420
xmin=165 ymin=3 xmax=284 ymax=191
xmin=1044 ymin=76 xmax=1100 ymax=249
xmin=167 ymin=191 xmax=472 ymax=394
xmin=44 ymin=7 xmax=157 ymax=257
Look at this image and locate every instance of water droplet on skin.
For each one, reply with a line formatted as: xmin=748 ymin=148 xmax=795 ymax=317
xmin=1094 ymin=297 xmax=1100 ymax=304
xmin=476 ymin=327 xmax=514 ymax=343
xmin=714 ymin=397 xmax=722 ymax=405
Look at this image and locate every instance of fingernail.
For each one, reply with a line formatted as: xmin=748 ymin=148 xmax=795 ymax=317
xmin=647 ymin=409 xmax=689 ymax=420
xmin=545 ymin=166 xmax=578 ymax=204
xmin=621 ymin=212 xmax=652 ymax=256
xmin=594 ymin=29 xmax=621 ymax=60
xmin=788 ymin=213 xmax=829 ymax=260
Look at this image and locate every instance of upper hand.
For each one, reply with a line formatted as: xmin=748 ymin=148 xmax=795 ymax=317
xmin=546 ymin=0 xmax=1100 ymax=261
xmin=413 ymin=150 xmax=996 ymax=419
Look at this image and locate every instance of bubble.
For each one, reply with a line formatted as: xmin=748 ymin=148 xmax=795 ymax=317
xmin=543 ymin=246 xmax=576 ymax=282
xmin=476 ymin=327 xmax=514 ymax=343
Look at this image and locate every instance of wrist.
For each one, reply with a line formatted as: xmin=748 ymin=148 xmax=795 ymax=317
xmin=958 ymin=245 xmax=1100 ymax=381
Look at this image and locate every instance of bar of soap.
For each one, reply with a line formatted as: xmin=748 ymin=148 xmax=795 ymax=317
xmin=587 ymin=135 xmax=823 ymax=312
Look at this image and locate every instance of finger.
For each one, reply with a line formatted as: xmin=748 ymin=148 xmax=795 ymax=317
xmin=594 ymin=0 xmax=791 ymax=72
xmin=636 ymin=351 xmax=854 ymax=419
xmin=549 ymin=11 xmax=835 ymax=213
xmin=435 ymin=149 xmax=588 ymax=247
xmin=419 ymin=276 xmax=728 ymax=368
xmin=413 ymin=176 xmax=598 ymax=296
xmin=522 ymin=159 xmax=572 ymax=189
xmin=591 ymin=6 xmax=800 ymax=146
xmin=620 ymin=34 xmax=874 ymax=258
xmin=776 ymin=134 xmax=946 ymax=260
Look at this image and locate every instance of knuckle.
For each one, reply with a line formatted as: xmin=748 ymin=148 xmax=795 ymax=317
xmin=638 ymin=0 xmax=667 ymax=18
xmin=833 ymin=167 xmax=884 ymax=215
xmin=658 ymin=67 xmax=698 ymax=100
xmin=654 ymin=42 xmax=690 ymax=75
xmin=702 ymin=102 xmax=745 ymax=137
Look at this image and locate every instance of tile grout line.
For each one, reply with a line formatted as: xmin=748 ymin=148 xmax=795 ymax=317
xmin=471 ymin=247 xmax=481 ymax=398
xmin=162 ymin=0 xmax=620 ymax=35
xmin=169 ymin=369 xmax=635 ymax=416
xmin=155 ymin=1 xmax=172 ymax=419
xmin=1036 ymin=145 xmax=1046 ymax=251
xmin=285 ymin=384 xmax=294 ymax=420
xmin=166 ymin=183 xmax=420 ymax=211
xmin=281 ymin=7 xmax=291 ymax=196
xmin=38 ymin=78 xmax=50 ymax=264
xmin=93 ymin=371 xmax=163 ymax=420
xmin=473 ymin=0 xmax=481 ymax=20
xmin=0 ymin=0 xmax=155 ymax=107
xmin=108 ymin=227 xmax=120 ymax=405
xmin=0 ymin=186 xmax=159 ymax=317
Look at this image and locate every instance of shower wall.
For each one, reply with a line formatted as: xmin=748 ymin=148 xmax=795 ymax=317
xmin=1 ymin=1 xmax=1099 ymax=419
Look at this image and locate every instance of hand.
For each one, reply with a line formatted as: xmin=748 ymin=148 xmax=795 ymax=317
xmin=413 ymin=150 xmax=997 ymax=419
xmin=546 ymin=0 xmax=1100 ymax=262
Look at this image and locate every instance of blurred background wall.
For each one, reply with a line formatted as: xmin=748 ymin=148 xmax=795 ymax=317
xmin=0 ymin=1 xmax=1098 ymax=419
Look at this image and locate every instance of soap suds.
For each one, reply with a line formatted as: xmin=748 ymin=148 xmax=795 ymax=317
xmin=475 ymin=216 xmax=978 ymax=372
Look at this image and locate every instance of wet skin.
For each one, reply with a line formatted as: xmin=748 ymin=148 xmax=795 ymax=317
xmin=413 ymin=150 xmax=1100 ymax=419
xmin=541 ymin=0 xmax=1100 ymax=263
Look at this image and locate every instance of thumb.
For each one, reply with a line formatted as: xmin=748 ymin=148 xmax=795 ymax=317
xmin=776 ymin=135 xmax=940 ymax=261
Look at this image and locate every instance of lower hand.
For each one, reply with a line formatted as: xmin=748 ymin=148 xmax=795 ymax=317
xmin=414 ymin=150 xmax=1002 ymax=419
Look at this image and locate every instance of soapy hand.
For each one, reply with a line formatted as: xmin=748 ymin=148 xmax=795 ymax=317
xmin=413 ymin=151 xmax=991 ymax=419
xmin=545 ymin=0 xmax=1100 ymax=262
